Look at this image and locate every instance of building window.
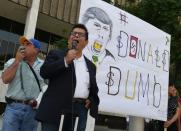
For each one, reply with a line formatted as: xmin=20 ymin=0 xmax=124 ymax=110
xmin=0 ymin=16 xmax=64 ymax=70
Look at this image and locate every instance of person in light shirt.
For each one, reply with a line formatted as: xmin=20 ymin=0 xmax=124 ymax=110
xmin=1 ymin=37 xmax=45 ymax=131
xmin=35 ymin=24 xmax=100 ymax=131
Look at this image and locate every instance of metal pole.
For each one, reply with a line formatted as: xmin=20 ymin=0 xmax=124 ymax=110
xmin=24 ymin=0 xmax=41 ymax=38
xmin=85 ymin=111 xmax=95 ymax=131
xmin=129 ymin=116 xmax=144 ymax=131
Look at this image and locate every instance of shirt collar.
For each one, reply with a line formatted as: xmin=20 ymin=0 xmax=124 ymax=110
xmin=75 ymin=54 xmax=84 ymax=62
xmin=32 ymin=57 xmax=43 ymax=67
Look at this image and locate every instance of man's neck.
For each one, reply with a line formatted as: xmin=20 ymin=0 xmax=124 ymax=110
xmin=25 ymin=56 xmax=37 ymax=66
xmin=75 ymin=51 xmax=83 ymax=59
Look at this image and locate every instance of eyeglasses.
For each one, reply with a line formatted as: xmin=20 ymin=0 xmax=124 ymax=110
xmin=70 ymin=31 xmax=86 ymax=38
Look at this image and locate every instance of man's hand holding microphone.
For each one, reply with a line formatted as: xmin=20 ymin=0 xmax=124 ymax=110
xmin=65 ymin=41 xmax=78 ymax=65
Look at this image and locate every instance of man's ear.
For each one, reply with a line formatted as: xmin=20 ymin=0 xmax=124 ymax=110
xmin=109 ymin=34 xmax=111 ymax=41
xmin=36 ymin=48 xmax=40 ymax=53
xmin=85 ymin=40 xmax=88 ymax=46
xmin=67 ymin=42 xmax=71 ymax=49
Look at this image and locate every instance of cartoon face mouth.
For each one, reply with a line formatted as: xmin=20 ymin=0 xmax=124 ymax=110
xmin=93 ymin=41 xmax=102 ymax=53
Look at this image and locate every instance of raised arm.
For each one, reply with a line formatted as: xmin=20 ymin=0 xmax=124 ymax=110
xmin=1 ymin=49 xmax=25 ymax=84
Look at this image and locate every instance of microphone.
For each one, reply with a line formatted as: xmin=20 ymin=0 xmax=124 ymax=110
xmin=71 ymin=40 xmax=78 ymax=49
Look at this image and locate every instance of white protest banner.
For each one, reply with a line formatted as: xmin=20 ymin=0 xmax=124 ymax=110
xmin=79 ymin=0 xmax=170 ymax=121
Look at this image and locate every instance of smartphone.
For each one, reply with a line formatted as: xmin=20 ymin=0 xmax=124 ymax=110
xmin=18 ymin=46 xmax=26 ymax=52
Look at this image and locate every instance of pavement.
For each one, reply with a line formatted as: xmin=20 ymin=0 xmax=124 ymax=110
xmin=0 ymin=114 xmax=124 ymax=131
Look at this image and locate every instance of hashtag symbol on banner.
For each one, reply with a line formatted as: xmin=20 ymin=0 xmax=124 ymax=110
xmin=119 ymin=11 xmax=128 ymax=25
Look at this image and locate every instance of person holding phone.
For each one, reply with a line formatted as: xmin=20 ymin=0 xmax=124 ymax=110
xmin=1 ymin=36 xmax=45 ymax=131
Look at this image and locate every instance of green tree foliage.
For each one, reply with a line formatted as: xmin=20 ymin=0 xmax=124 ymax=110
xmin=54 ymin=38 xmax=68 ymax=51
xmin=56 ymin=38 xmax=68 ymax=50
xmin=123 ymin=0 xmax=181 ymax=89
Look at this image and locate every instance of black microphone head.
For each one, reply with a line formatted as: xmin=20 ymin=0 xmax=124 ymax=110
xmin=72 ymin=40 xmax=78 ymax=49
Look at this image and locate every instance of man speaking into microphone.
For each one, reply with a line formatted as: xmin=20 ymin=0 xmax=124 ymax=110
xmin=36 ymin=24 xmax=100 ymax=131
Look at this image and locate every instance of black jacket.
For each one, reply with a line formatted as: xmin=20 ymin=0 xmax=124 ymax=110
xmin=35 ymin=50 xmax=99 ymax=124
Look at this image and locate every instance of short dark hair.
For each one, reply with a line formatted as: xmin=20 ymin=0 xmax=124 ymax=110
xmin=71 ymin=24 xmax=88 ymax=40
xmin=169 ymin=81 xmax=175 ymax=87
